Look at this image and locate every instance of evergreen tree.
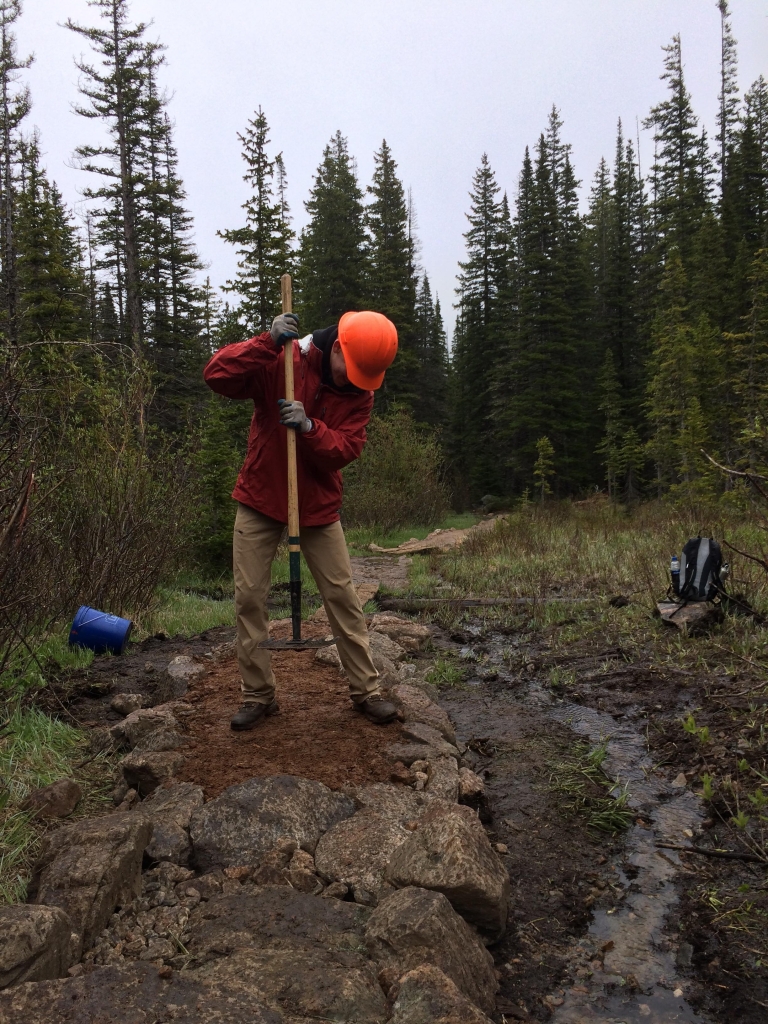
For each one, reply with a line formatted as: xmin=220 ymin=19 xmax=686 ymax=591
xmin=716 ymin=1 xmax=740 ymax=198
xmin=643 ymin=35 xmax=711 ymax=268
xmin=68 ymin=2 xmax=205 ymax=431
xmin=533 ymin=436 xmax=555 ymax=500
xmin=298 ymin=131 xmax=367 ymax=327
xmin=0 ymin=0 xmax=31 ymax=347
xmin=97 ymin=280 xmax=120 ymax=346
xmin=67 ymin=0 xmax=148 ymax=356
xmin=729 ymin=247 xmax=768 ymax=471
xmin=596 ymin=349 xmax=622 ymax=498
xmin=608 ymin=124 xmax=647 ymax=416
xmin=16 ymin=136 xmax=88 ymax=346
xmin=366 ymin=140 xmax=419 ymax=411
xmin=496 ymin=110 xmax=594 ymax=493
xmin=219 ymin=107 xmax=292 ymax=334
xmin=646 ymin=250 xmax=720 ymax=494
xmin=451 ymin=154 xmax=504 ymax=498
xmin=413 ymin=274 xmax=448 ymax=429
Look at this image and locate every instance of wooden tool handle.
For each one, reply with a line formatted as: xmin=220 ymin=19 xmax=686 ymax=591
xmin=281 ymin=275 xmax=301 ymax=608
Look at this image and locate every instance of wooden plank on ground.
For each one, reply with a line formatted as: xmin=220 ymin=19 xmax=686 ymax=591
xmin=657 ymin=601 xmax=723 ymax=635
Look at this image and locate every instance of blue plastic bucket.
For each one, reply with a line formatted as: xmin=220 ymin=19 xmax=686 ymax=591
xmin=68 ymin=605 xmax=133 ymax=656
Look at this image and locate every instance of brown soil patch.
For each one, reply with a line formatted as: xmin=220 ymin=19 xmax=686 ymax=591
xmin=178 ymin=619 xmax=402 ymax=799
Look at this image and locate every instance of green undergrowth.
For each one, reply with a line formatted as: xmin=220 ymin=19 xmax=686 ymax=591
xmin=427 ymin=498 xmax=768 ymax=610
xmin=0 ymin=706 xmax=116 ymax=904
xmin=547 ymin=740 xmax=632 ymax=835
xmin=425 ymin=654 xmax=467 ymax=690
xmin=132 ymin=587 xmax=236 ymax=640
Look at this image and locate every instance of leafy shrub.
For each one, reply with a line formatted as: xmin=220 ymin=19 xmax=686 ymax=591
xmin=342 ymin=409 xmax=450 ymax=531
xmin=0 ymin=346 xmax=193 ymax=678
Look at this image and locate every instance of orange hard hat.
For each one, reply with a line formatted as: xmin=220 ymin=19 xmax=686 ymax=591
xmin=337 ymin=311 xmax=398 ymax=390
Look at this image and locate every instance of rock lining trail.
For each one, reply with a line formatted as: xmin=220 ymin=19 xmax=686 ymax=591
xmin=0 ymin=563 xmax=507 ymax=1023
xmin=0 ymin=556 xmax=728 ymax=1022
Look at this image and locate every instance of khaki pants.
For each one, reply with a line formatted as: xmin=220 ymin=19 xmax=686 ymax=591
xmin=233 ymin=503 xmax=380 ymax=705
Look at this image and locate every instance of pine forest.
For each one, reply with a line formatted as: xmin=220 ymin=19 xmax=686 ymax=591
xmin=2 ymin=0 xmax=767 ymax=598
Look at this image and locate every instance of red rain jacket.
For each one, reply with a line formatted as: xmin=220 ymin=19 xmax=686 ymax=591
xmin=203 ymin=329 xmax=374 ymax=526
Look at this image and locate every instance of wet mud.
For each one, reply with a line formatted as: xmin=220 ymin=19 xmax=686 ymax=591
xmin=437 ymin=624 xmax=714 ymax=1024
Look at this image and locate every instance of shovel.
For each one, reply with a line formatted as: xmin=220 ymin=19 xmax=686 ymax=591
xmin=259 ymin=274 xmax=338 ymax=652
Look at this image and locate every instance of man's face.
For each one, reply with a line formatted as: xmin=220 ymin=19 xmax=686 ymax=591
xmin=330 ymin=339 xmax=349 ymax=387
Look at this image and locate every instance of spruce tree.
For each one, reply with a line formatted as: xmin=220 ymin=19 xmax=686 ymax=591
xmin=533 ymin=436 xmax=555 ymax=500
xmin=643 ymin=35 xmax=711 ymax=268
xmin=219 ymin=107 xmax=292 ymax=334
xmin=451 ymin=154 xmax=504 ymax=498
xmin=68 ymin=2 xmax=205 ymax=431
xmin=716 ymin=1 xmax=740 ymax=198
xmin=298 ymin=131 xmax=367 ymax=327
xmin=646 ymin=249 xmax=720 ymax=494
xmin=497 ymin=111 xmax=594 ymax=493
xmin=606 ymin=123 xmax=647 ymax=418
xmin=596 ymin=349 xmax=622 ymax=498
xmin=150 ymin=110 xmax=205 ymax=430
xmin=0 ymin=0 xmax=31 ymax=347
xmin=67 ymin=0 xmax=148 ymax=356
xmin=729 ymin=247 xmax=768 ymax=471
xmin=16 ymin=136 xmax=88 ymax=346
xmin=413 ymin=274 xmax=448 ymax=429
xmin=366 ymin=140 xmax=418 ymax=410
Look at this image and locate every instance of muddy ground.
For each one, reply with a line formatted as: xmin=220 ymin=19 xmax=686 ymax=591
xmin=42 ymin=572 xmax=768 ymax=1024
xmin=436 ymin=613 xmax=768 ymax=1024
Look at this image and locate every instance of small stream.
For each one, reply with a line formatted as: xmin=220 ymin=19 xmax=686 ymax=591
xmin=441 ymin=627 xmax=709 ymax=1024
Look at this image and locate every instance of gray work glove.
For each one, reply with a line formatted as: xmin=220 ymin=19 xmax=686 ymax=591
xmin=270 ymin=313 xmax=299 ymax=348
xmin=278 ymin=398 xmax=312 ymax=433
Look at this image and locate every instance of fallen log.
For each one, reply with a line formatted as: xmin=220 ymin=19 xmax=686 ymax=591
xmin=656 ymin=600 xmax=723 ymax=635
xmin=380 ymin=596 xmax=596 ymax=612
xmin=657 ymin=842 xmax=765 ymax=865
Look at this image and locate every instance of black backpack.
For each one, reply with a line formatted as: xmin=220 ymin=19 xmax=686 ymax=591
xmin=679 ymin=537 xmax=725 ymax=602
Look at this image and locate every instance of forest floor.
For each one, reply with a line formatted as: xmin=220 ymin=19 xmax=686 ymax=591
xmin=4 ymin=501 xmax=768 ymax=1023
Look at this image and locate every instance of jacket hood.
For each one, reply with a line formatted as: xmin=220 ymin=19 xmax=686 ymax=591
xmin=311 ymin=325 xmax=365 ymax=395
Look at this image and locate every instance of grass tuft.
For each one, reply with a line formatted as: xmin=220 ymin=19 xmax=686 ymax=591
xmin=425 ymin=655 xmax=466 ymax=690
xmin=0 ymin=706 xmax=116 ymax=903
xmin=547 ymin=741 xmax=633 ymax=835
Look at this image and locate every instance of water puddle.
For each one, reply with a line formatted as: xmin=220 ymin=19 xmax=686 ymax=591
xmin=446 ymin=631 xmax=710 ymax=1024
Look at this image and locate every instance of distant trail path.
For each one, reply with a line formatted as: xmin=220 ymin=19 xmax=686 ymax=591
xmin=350 ymin=555 xmax=410 ymax=592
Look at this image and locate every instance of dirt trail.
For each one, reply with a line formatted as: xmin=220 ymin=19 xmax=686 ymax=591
xmin=177 ymin=617 xmax=403 ymax=798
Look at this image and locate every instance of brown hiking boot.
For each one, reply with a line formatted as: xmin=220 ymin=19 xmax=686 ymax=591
xmin=354 ymin=695 xmax=397 ymax=724
xmin=230 ymin=700 xmax=279 ymax=731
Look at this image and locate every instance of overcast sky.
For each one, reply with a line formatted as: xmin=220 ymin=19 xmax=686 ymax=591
xmin=20 ymin=1 xmax=768 ymax=339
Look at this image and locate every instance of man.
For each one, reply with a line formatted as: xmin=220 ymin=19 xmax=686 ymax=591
xmin=203 ymin=309 xmax=399 ymax=730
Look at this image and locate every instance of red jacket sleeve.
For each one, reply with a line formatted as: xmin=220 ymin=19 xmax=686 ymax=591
xmin=203 ymin=333 xmax=277 ymax=400
xmin=300 ymin=393 xmax=374 ymax=471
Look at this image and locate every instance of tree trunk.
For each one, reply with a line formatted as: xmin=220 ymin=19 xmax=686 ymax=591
xmin=111 ymin=2 xmax=142 ymax=357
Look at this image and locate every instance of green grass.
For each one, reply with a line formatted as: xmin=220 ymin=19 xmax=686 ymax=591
xmin=1 ymin=634 xmax=95 ymax=697
xmin=132 ymin=588 xmax=237 ymax=640
xmin=0 ymin=706 xmax=116 ymax=903
xmin=431 ymin=498 xmax=768 ymax=610
xmin=425 ymin=655 xmax=467 ymax=690
xmin=547 ymin=740 xmax=633 ymax=835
